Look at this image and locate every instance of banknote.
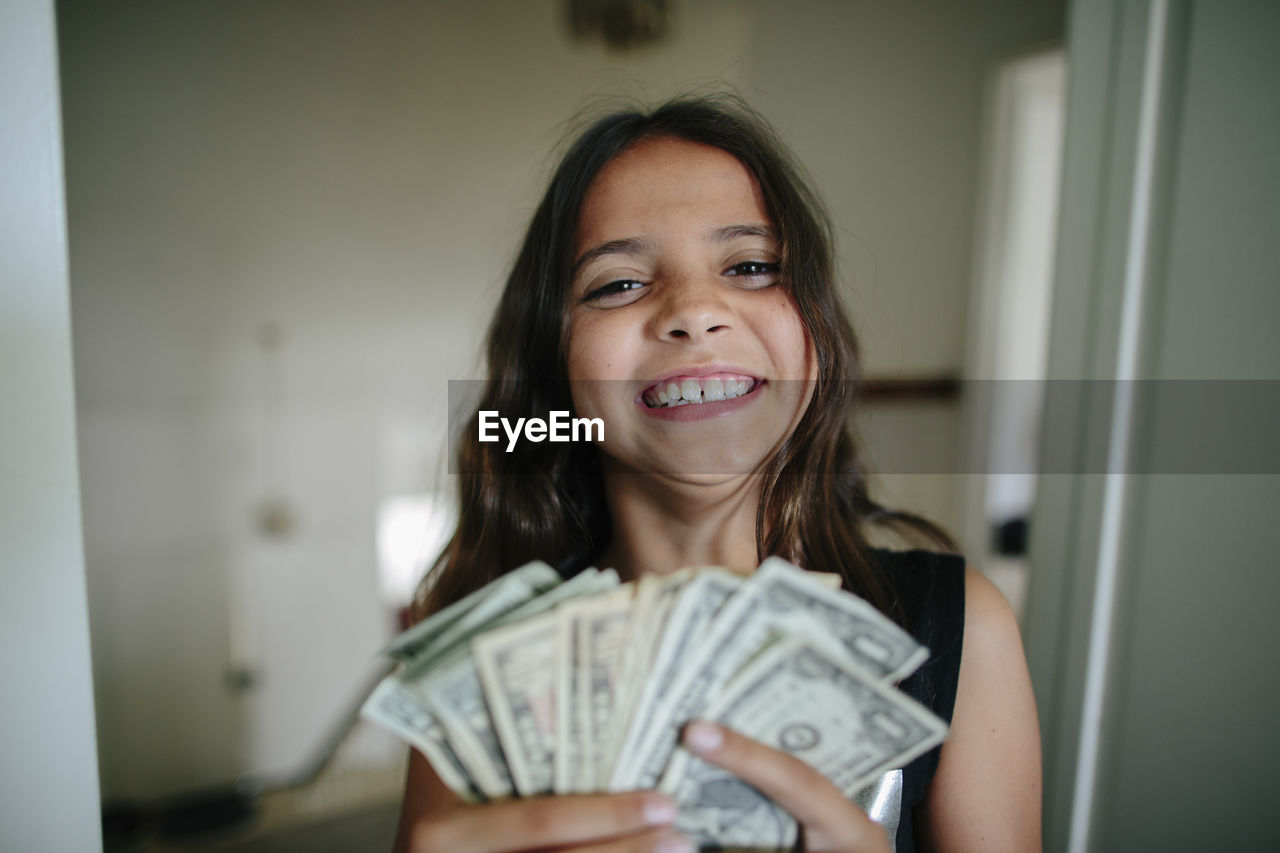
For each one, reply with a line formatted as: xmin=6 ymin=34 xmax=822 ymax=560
xmin=365 ymin=562 xmax=559 ymax=798
xmin=603 ymin=569 xmax=691 ymax=775
xmin=746 ymin=558 xmax=928 ymax=682
xmin=576 ymin=589 xmax=634 ymax=789
xmin=553 ymin=600 xmax=588 ymax=793
xmin=385 ymin=561 xmax=561 ymax=666
xmin=378 ymin=568 xmax=620 ymax=797
xmin=473 ymin=612 xmax=560 ymax=795
xmin=615 ymin=558 xmax=926 ymax=790
xmin=609 ymin=569 xmax=742 ymax=789
xmin=363 ymin=555 xmax=948 ymax=851
xmin=429 ymin=569 xmax=620 ymax=793
xmin=414 ymin=646 xmax=516 ymax=798
xmin=548 ymin=589 xmax=634 ymax=792
xmin=360 ymin=678 xmax=481 ymax=801
xmin=662 ymin=637 xmax=948 ymax=850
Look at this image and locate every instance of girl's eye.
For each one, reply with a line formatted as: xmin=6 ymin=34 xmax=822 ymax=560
xmin=725 ymin=260 xmax=781 ymax=282
xmin=580 ymin=278 xmax=648 ymax=305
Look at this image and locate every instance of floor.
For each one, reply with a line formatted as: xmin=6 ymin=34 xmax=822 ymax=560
xmin=149 ymin=803 xmax=400 ymax=853
xmin=105 ymin=754 xmax=406 ymax=853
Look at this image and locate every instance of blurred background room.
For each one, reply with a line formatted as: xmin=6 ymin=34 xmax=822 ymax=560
xmin=4 ymin=0 xmax=1278 ymax=851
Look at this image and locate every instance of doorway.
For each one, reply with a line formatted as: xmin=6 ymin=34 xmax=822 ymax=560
xmin=957 ymin=48 xmax=1066 ymax=622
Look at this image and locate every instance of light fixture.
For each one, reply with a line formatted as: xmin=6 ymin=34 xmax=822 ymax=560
xmin=568 ymin=0 xmax=670 ymax=50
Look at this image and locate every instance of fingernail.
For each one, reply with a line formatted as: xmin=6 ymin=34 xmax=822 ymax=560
xmin=644 ymin=795 xmax=678 ymax=826
xmin=684 ymin=720 xmax=723 ymax=754
xmin=656 ymin=832 xmax=695 ymax=853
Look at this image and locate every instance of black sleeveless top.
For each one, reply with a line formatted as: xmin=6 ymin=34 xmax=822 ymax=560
xmin=868 ymin=547 xmax=967 ymax=852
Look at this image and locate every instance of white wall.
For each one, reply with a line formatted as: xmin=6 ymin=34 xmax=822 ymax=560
xmin=0 ymin=0 xmax=103 ymax=849
xmin=1089 ymin=1 xmax=1280 ymax=846
xmin=1027 ymin=1 xmax=1280 ymax=848
xmin=59 ymin=0 xmax=1063 ymax=799
xmin=741 ymin=0 xmax=1064 ymax=532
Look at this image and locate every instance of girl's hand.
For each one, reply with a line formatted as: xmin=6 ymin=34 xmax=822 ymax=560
xmin=682 ymin=720 xmax=892 ymax=853
xmin=403 ymin=788 xmax=693 ymax=853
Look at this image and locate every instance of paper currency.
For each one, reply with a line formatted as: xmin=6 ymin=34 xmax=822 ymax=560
xmin=473 ymin=612 xmax=560 ymax=795
xmin=552 ymin=589 xmax=633 ymax=792
xmin=615 ymin=558 xmax=926 ymax=790
xmin=360 ymin=557 xmax=948 ymax=852
xmin=553 ymin=600 xmax=588 ymax=793
xmin=662 ymin=637 xmax=947 ymax=849
xmin=608 ymin=570 xmax=742 ymax=789
xmin=372 ymin=568 xmax=619 ymax=797
xmin=360 ymin=678 xmax=481 ymax=801
xmin=383 ymin=561 xmax=560 ymax=664
xmin=603 ymin=569 xmax=691 ymax=774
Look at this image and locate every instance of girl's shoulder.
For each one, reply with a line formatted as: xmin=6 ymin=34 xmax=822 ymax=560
xmin=866 ymin=548 xmax=1040 ymax=851
xmin=903 ymin=556 xmax=1042 ymax=850
xmin=864 ymin=547 xmax=1018 ymax=717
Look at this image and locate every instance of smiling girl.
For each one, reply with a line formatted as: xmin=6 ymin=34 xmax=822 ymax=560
xmin=395 ymin=96 xmax=1041 ymax=853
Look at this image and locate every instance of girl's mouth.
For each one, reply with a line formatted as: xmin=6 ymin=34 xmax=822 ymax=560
xmin=640 ymin=373 xmax=762 ymax=409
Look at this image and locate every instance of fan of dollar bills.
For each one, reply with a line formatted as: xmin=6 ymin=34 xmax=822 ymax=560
xmin=361 ymin=557 xmax=948 ymax=850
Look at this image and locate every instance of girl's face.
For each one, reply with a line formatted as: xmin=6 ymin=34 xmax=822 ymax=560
xmin=566 ymin=136 xmax=816 ymax=484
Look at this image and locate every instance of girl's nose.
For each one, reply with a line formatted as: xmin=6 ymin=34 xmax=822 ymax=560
xmin=653 ymin=276 xmax=734 ymax=343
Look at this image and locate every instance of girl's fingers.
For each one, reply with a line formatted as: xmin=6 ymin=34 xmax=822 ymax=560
xmin=411 ymin=791 xmax=679 ymax=853
xmin=682 ymin=720 xmax=844 ymax=827
xmin=569 ymin=827 xmax=695 ymax=853
xmin=682 ymin=720 xmax=890 ymax=853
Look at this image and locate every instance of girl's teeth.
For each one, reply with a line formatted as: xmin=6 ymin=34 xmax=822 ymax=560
xmin=645 ymin=377 xmax=757 ymax=408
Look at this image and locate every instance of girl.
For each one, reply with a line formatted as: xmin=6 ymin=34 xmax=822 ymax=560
xmin=395 ymin=96 xmax=1041 ymax=852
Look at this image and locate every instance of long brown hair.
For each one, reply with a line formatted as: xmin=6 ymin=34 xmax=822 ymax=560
xmin=415 ymin=95 xmax=955 ymax=625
